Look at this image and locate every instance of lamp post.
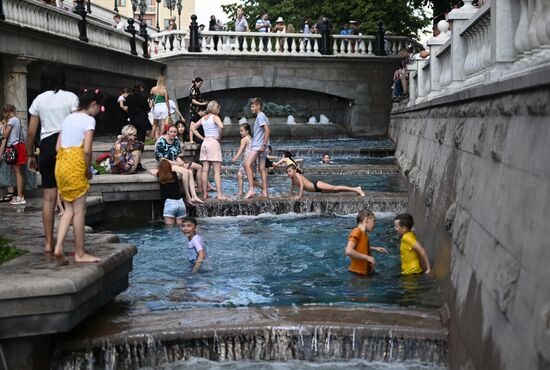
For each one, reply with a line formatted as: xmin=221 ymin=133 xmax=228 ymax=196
xmin=139 ymin=0 xmax=150 ymax=58
xmin=74 ymin=0 xmax=89 ymax=42
xmin=131 ymin=0 xmax=138 ymax=16
xmin=177 ymin=0 xmax=182 ymax=30
xmin=166 ymin=0 xmax=175 ymax=17
xmin=156 ymin=0 xmax=161 ymax=32
xmin=114 ymin=0 xmax=118 ymax=13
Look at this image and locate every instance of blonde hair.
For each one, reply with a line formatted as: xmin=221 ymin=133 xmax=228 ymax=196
xmin=206 ymin=100 xmax=220 ymax=115
xmin=121 ymin=124 xmax=137 ymax=136
xmin=156 ymin=75 xmax=167 ymax=88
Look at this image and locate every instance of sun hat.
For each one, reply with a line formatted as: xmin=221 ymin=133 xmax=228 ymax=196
xmin=276 ymin=17 xmax=284 ymax=23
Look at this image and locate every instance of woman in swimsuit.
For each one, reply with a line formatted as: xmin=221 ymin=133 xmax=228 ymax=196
xmin=286 ymin=164 xmax=365 ymax=200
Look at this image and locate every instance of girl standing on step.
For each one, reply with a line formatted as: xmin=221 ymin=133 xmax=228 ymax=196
xmin=150 ymin=75 xmax=171 ymax=141
xmin=0 ymin=104 xmax=27 ymax=205
xmin=231 ymin=123 xmax=261 ymax=197
xmin=53 ymin=89 xmax=103 ymax=262
xmin=191 ymin=100 xmax=228 ymax=200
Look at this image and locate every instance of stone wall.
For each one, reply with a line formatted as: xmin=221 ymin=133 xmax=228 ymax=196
xmin=389 ymin=71 xmax=550 ymax=370
xmin=165 ymin=54 xmax=399 ymax=137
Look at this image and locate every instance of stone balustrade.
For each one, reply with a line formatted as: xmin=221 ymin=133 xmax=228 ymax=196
xmin=1 ymin=0 xmax=145 ymax=56
xmin=406 ymin=0 xmax=550 ymax=106
xmin=149 ymin=30 xmax=188 ymax=57
xmin=148 ymin=30 xmax=421 ymax=58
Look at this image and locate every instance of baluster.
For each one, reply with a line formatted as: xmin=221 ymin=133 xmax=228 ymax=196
xmin=291 ymin=38 xmax=298 ymax=55
xmin=267 ymin=36 xmax=273 ymax=53
xmin=514 ymin=0 xmax=530 ymax=57
xmin=209 ymin=35 xmax=215 ymax=52
xmin=226 ymin=35 xmax=232 ymax=52
xmin=333 ymin=39 xmax=339 ymax=55
xmin=313 ymin=38 xmax=319 ymax=54
xmin=367 ymin=40 xmax=373 ymax=55
xmin=534 ymin=0 xmax=550 ymax=52
xmin=201 ymin=34 xmax=207 ymax=51
xmin=392 ymin=40 xmax=398 ymax=54
xmin=244 ymin=36 xmax=250 ymax=53
xmin=299 ymin=39 xmax=305 ymax=54
xmin=251 ymin=36 xmax=257 ymax=53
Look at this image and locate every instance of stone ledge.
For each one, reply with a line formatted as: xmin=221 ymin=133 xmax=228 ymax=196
xmin=191 ymin=192 xmax=408 ymax=217
xmin=0 ymin=198 xmax=137 ymax=339
xmin=53 ymin=306 xmax=447 ymax=366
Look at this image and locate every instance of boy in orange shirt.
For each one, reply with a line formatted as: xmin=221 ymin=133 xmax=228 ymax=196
xmin=345 ymin=209 xmax=389 ymax=275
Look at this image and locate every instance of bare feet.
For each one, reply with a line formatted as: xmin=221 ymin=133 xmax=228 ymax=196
xmin=53 ymin=245 xmax=64 ymax=257
xmin=244 ymin=191 xmax=255 ymax=199
xmin=236 ymin=192 xmax=243 ymax=198
xmin=44 ymin=245 xmax=53 ymax=254
xmin=192 ymin=197 xmax=205 ymax=204
xmin=259 ymin=192 xmax=269 ymax=198
xmin=356 ymin=187 xmax=365 ymax=197
xmin=75 ymin=252 xmax=100 ymax=263
xmin=216 ymin=195 xmax=229 ymax=201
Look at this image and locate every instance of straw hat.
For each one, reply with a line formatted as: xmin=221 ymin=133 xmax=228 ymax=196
xmin=276 ymin=17 xmax=284 ymax=23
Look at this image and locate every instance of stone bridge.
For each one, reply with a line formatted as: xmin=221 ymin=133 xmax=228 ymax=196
xmin=164 ymin=54 xmax=400 ymax=136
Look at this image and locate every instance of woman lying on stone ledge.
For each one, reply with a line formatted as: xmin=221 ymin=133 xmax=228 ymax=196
xmin=150 ymin=125 xmax=204 ymax=205
xmin=286 ymin=164 xmax=365 ymax=200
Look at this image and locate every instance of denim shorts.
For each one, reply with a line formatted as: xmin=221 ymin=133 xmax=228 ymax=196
xmin=163 ymin=198 xmax=186 ymax=219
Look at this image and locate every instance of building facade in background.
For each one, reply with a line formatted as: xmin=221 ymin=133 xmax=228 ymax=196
xmin=93 ymin=0 xmax=196 ymax=31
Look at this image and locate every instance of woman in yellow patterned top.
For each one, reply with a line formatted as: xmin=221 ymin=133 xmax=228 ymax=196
xmin=54 ymin=89 xmax=103 ymax=263
xmin=394 ymin=213 xmax=431 ymax=275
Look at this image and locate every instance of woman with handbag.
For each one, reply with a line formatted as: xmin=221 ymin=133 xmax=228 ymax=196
xmin=0 ymin=104 xmax=27 ymax=205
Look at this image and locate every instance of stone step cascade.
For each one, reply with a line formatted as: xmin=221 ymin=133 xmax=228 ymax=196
xmin=51 ymin=306 xmax=447 ymax=368
xmin=190 ymin=193 xmax=408 ymax=218
xmin=0 ymin=198 xmax=137 ymax=369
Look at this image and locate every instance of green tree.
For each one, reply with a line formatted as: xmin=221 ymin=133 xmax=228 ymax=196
xmin=222 ymin=0 xmax=433 ymax=37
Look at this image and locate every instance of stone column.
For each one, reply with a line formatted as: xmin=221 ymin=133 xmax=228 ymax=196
xmin=3 ymin=56 xmax=33 ymax=127
xmin=447 ymin=1 xmax=477 ymax=87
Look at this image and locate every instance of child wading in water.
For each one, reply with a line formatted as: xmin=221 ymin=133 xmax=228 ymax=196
xmin=53 ymin=89 xmax=103 ymax=262
xmin=244 ymin=97 xmax=270 ymax=199
xmin=394 ymin=213 xmax=431 ymax=275
xmin=181 ymin=217 xmax=206 ymax=273
xmin=231 ymin=123 xmax=261 ymax=197
xmin=286 ymin=164 xmax=365 ymax=200
xmin=345 ymin=209 xmax=388 ymax=275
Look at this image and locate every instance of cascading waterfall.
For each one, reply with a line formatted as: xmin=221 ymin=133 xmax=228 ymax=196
xmin=52 ymin=325 xmax=447 ymax=370
xmin=189 ymin=196 xmax=408 ymax=217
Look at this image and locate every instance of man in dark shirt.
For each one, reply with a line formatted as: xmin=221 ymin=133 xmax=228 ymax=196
xmin=125 ymin=81 xmax=150 ymax=171
xmin=125 ymin=81 xmax=150 ymax=143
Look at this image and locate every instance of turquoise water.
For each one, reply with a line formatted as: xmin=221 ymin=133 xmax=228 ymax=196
xmin=217 ymin=173 xmax=405 ymax=196
xmin=111 ymin=214 xmax=440 ymax=312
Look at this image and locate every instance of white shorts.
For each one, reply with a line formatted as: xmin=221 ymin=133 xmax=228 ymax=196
xmin=153 ymin=103 xmax=169 ymax=120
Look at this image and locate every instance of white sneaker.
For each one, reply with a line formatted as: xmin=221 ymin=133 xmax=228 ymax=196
xmin=10 ymin=196 xmax=26 ymax=205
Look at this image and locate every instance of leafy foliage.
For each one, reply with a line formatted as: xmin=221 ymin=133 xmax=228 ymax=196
xmin=0 ymin=236 xmax=27 ymax=265
xmin=222 ymin=0 xmax=433 ymax=37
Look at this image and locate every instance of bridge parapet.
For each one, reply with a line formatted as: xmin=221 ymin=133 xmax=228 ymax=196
xmin=1 ymin=0 xmax=145 ymax=56
xmin=406 ymin=0 xmax=550 ymax=107
xmin=150 ymin=30 xmax=421 ymax=59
